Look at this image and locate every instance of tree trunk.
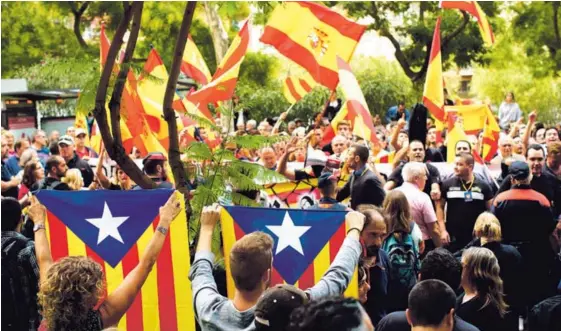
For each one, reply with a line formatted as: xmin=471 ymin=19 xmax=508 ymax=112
xmin=69 ymin=2 xmax=90 ymax=49
xmin=93 ymin=1 xmax=154 ymax=189
xmin=163 ymin=1 xmax=197 ymax=196
xmin=203 ymin=2 xmax=230 ymax=66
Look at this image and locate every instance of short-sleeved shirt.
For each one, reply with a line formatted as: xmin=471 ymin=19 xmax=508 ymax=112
xmin=388 ymin=162 xmax=440 ymax=197
xmin=396 ymin=182 xmax=438 ymax=240
xmin=441 ymin=175 xmax=493 ymax=250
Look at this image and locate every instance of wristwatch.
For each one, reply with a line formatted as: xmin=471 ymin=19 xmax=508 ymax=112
xmin=33 ymin=223 xmax=46 ymax=232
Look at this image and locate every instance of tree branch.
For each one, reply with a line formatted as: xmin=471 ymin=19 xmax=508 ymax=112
xmin=442 ymin=11 xmax=470 ymax=47
xmin=94 ymin=1 xmax=153 ymax=189
xmin=553 ymin=2 xmax=561 ymax=50
xmin=370 ymin=2 xmax=417 ymax=80
xmin=163 ymin=1 xmax=197 ymax=195
xmin=68 ymin=1 xmax=90 ymax=49
xmin=109 ymin=2 xmax=143 ymax=150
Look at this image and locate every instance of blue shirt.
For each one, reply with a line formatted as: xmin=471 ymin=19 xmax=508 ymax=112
xmin=4 ymin=155 xmax=21 ymax=177
xmin=385 ymin=106 xmax=410 ymax=124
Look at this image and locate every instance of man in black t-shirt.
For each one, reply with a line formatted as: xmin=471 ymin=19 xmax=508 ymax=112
xmin=384 ymin=140 xmax=441 ymax=200
xmin=438 ymin=153 xmax=493 ymax=252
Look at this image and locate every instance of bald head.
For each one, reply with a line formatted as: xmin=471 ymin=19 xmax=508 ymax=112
xmin=260 ymin=147 xmax=277 ymax=170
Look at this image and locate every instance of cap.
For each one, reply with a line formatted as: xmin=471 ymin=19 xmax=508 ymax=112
xmin=318 ymin=172 xmax=337 ymax=188
xmin=509 ymin=161 xmax=530 ymax=180
xmin=142 ymin=152 xmax=167 ymax=165
xmin=57 ymin=135 xmax=74 ymax=146
xmin=75 ymin=128 xmax=87 ymax=137
xmin=254 ymin=284 xmax=308 ymax=329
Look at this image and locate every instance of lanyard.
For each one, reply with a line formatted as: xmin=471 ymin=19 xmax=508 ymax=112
xmin=460 ymin=179 xmax=474 ymax=191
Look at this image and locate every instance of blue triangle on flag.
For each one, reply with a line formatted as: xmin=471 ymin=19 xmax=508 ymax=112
xmin=225 ymin=206 xmax=346 ymax=285
xmin=37 ymin=189 xmax=174 ymax=267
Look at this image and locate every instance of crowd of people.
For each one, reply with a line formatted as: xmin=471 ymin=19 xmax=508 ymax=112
xmin=2 ymin=96 xmax=561 ymax=331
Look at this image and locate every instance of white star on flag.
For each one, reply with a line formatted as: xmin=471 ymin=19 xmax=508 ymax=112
xmin=266 ymin=212 xmax=311 ymax=255
xmin=85 ymin=202 xmax=130 ymax=244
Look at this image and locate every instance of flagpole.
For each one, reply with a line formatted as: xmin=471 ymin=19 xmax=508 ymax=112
xmin=272 ymin=103 xmax=296 ymax=135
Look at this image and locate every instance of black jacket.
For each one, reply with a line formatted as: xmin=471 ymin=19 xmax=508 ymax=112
xmin=67 ymin=153 xmax=94 ymax=187
xmin=336 ymin=167 xmax=385 ymax=209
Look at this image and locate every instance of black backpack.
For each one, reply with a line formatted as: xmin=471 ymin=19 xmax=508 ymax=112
xmin=2 ymin=236 xmax=32 ymax=331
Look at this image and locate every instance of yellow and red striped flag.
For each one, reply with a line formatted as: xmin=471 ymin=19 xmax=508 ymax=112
xmin=337 ymin=56 xmax=379 ymax=146
xmin=283 ymin=73 xmax=316 ymax=104
xmin=186 ymin=20 xmax=250 ymax=106
xmin=137 ymin=49 xmax=187 ymax=150
xmin=221 ymin=206 xmax=357 ymax=298
xmin=37 ymin=190 xmax=194 ymax=331
xmin=440 ymin=1 xmax=495 ymax=46
xmin=260 ymin=2 xmax=366 ymax=90
xmin=423 ymin=17 xmax=445 ymax=125
xmin=444 ymin=104 xmax=500 ymax=162
xmin=181 ymin=35 xmax=212 ymax=86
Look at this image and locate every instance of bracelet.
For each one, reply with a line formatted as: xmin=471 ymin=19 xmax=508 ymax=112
xmin=346 ymin=227 xmax=362 ymax=235
xmin=156 ymin=226 xmax=168 ymax=236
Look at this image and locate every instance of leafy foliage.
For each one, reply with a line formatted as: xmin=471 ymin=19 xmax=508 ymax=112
xmin=510 ymin=1 xmax=561 ymax=74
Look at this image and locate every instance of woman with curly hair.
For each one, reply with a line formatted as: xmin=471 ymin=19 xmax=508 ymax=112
xmin=26 ymin=193 xmax=182 ymax=331
xmin=458 ymin=246 xmax=509 ymax=331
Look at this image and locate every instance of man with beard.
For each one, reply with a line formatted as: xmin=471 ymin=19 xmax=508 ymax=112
xmin=58 ymin=135 xmax=94 ymax=187
xmin=498 ymin=144 xmax=561 ymax=219
xmin=41 ymin=156 xmax=70 ymax=191
xmin=437 ymin=153 xmax=493 ymax=252
xmin=1 ymin=135 xmax=20 ymax=198
xmin=384 ymin=140 xmax=441 ymax=201
xmin=337 ymin=144 xmax=386 ymax=209
xmin=133 ymin=152 xmax=173 ymax=189
xmin=359 ymin=207 xmax=391 ymax=326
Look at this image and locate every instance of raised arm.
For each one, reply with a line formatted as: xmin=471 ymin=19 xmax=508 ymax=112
xmin=271 ymin=111 xmax=288 ymax=135
xmin=522 ymin=110 xmax=536 ymax=151
xmin=390 ymin=114 xmax=406 ymax=151
xmin=306 ymin=211 xmax=365 ymax=299
xmin=95 ymin=149 xmax=112 ymax=189
xmin=27 ymin=196 xmax=52 ymax=284
xmin=277 ymin=136 xmax=298 ymax=181
xmin=99 ymin=193 xmax=181 ymax=327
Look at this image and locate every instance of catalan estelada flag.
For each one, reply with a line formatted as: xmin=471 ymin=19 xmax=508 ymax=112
xmin=337 ymin=56 xmax=379 ymax=146
xmin=260 ymin=2 xmax=366 ymax=90
xmin=440 ymin=1 xmax=495 ymax=46
xmin=181 ymin=35 xmax=212 ymax=86
xmin=186 ymin=20 xmax=250 ymax=106
xmin=423 ymin=17 xmax=445 ymax=124
xmin=221 ymin=206 xmax=357 ymax=298
xmin=283 ymin=73 xmax=316 ymax=104
xmin=36 ymin=190 xmax=194 ymax=331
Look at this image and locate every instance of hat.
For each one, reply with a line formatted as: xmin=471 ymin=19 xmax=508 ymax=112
xmin=75 ymin=128 xmax=87 ymax=137
xmin=509 ymin=161 xmax=530 ymax=180
xmin=294 ymin=118 xmax=303 ymax=123
xmin=142 ymin=152 xmax=167 ymax=165
xmin=318 ymin=172 xmax=337 ymax=188
xmin=254 ymin=284 xmax=308 ymax=329
xmin=57 ymin=135 xmax=74 ymax=146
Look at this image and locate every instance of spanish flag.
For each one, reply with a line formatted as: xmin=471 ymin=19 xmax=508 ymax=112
xmin=283 ymin=73 xmax=317 ymax=104
xmin=444 ymin=104 xmax=500 ymax=162
xmin=181 ymin=35 xmax=212 ymax=86
xmin=221 ymin=206 xmax=357 ymax=298
xmin=186 ymin=20 xmax=250 ymax=105
xmin=320 ymin=102 xmax=350 ymax=147
xmin=137 ymin=49 xmax=187 ymax=150
xmin=37 ymin=190 xmax=194 ymax=331
xmin=423 ymin=17 xmax=445 ymax=124
xmin=260 ymin=2 xmax=366 ymax=90
xmin=337 ymin=56 xmax=379 ymax=146
xmin=440 ymin=1 xmax=495 ymax=46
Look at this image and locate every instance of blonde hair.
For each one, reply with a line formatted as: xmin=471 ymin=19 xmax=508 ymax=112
xmin=473 ymin=212 xmax=502 ymax=242
xmin=38 ymin=256 xmax=104 ymax=331
xmin=462 ymin=247 xmax=508 ymax=317
xmin=61 ymin=169 xmax=84 ymax=190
